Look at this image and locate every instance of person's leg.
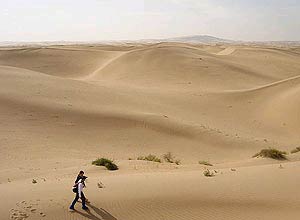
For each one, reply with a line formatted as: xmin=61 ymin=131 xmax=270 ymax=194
xmin=81 ymin=192 xmax=88 ymax=209
xmin=81 ymin=195 xmax=90 ymax=203
xmin=70 ymin=193 xmax=79 ymax=209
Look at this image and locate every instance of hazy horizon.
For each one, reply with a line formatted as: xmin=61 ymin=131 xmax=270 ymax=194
xmin=1 ymin=0 xmax=299 ymax=42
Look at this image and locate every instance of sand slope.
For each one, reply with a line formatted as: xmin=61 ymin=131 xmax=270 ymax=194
xmin=1 ymin=43 xmax=300 ymax=220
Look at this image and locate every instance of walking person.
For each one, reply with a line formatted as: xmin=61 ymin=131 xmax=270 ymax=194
xmin=74 ymin=170 xmax=90 ymax=204
xmin=70 ymin=176 xmax=89 ymax=211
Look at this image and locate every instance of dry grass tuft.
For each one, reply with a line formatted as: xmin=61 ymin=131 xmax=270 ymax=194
xmin=253 ymin=148 xmax=287 ymax=160
xmin=199 ymin=161 xmax=213 ymax=166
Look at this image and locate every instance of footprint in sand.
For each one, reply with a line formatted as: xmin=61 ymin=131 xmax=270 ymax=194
xmin=10 ymin=209 xmax=29 ymax=220
xmin=12 ymin=200 xmax=46 ymax=219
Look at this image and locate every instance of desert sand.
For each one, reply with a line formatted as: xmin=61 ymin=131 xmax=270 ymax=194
xmin=0 ymin=43 xmax=300 ymax=220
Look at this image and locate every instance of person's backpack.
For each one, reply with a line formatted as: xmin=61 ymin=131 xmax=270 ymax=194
xmin=72 ymin=183 xmax=78 ymax=193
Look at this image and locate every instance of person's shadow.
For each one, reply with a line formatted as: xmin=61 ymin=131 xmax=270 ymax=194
xmin=88 ymin=204 xmax=118 ymax=220
xmin=75 ymin=204 xmax=118 ymax=220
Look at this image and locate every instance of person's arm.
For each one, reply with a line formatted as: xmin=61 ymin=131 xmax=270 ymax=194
xmin=78 ymin=183 xmax=83 ymax=197
xmin=75 ymin=176 xmax=80 ymax=183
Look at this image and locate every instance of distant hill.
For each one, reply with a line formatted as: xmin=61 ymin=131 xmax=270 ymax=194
xmin=164 ymin=35 xmax=235 ymax=44
xmin=250 ymin=41 xmax=300 ymax=46
xmin=1 ymin=35 xmax=299 ymax=46
xmin=134 ymin=35 xmax=236 ymax=44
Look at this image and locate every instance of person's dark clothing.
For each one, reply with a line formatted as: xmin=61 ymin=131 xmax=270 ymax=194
xmin=70 ymin=191 xmax=87 ymax=209
xmin=75 ymin=175 xmax=82 ymax=184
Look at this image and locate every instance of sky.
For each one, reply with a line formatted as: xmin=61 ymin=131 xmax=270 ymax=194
xmin=0 ymin=0 xmax=299 ymax=42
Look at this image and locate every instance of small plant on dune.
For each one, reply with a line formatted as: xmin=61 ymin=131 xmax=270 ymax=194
xmin=92 ymin=158 xmax=118 ymax=171
xmin=163 ymin=152 xmax=174 ymax=163
xmin=105 ymin=162 xmax=118 ymax=171
xmin=137 ymin=156 xmax=144 ymax=160
xmin=203 ymin=169 xmax=215 ymax=177
xmin=163 ymin=152 xmax=180 ymax=164
xmin=162 ymin=152 xmax=181 ymax=165
xmin=199 ymin=161 xmax=213 ymax=166
xmin=32 ymin=179 xmax=37 ymax=184
xmin=92 ymin=158 xmax=113 ymax=166
xmin=291 ymin=147 xmax=300 ymax=154
xmin=145 ymin=154 xmax=161 ymax=163
xmin=137 ymin=154 xmax=161 ymax=163
xmin=175 ymin=159 xmax=181 ymax=165
xmin=253 ymin=148 xmax=287 ymax=160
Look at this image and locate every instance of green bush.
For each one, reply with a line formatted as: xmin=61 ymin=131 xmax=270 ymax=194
xmin=92 ymin=158 xmax=118 ymax=171
xmin=253 ymin=148 xmax=287 ymax=160
xmin=92 ymin=158 xmax=113 ymax=166
xmin=137 ymin=154 xmax=161 ymax=163
xmin=105 ymin=162 xmax=118 ymax=171
xmin=199 ymin=161 xmax=213 ymax=166
xmin=291 ymin=147 xmax=300 ymax=154
xmin=146 ymin=154 xmax=161 ymax=163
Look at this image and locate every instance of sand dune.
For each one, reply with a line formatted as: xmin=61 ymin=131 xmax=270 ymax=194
xmin=89 ymin=45 xmax=272 ymax=90
xmin=0 ymin=47 xmax=119 ymax=77
xmin=1 ymin=43 xmax=300 ymax=220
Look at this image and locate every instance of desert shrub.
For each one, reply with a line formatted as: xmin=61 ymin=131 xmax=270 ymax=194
xmin=137 ymin=154 xmax=161 ymax=163
xmin=199 ymin=161 xmax=213 ymax=166
xmin=162 ymin=152 xmax=177 ymax=163
xmin=145 ymin=154 xmax=161 ymax=162
xmin=105 ymin=162 xmax=118 ymax=171
xmin=175 ymin=159 xmax=181 ymax=165
xmin=92 ymin=158 xmax=118 ymax=170
xmin=253 ymin=148 xmax=287 ymax=160
xmin=291 ymin=147 xmax=300 ymax=154
xmin=32 ymin=179 xmax=37 ymax=184
xmin=163 ymin=152 xmax=181 ymax=164
xmin=92 ymin=158 xmax=113 ymax=166
xmin=203 ymin=169 xmax=215 ymax=177
xmin=163 ymin=152 xmax=174 ymax=163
